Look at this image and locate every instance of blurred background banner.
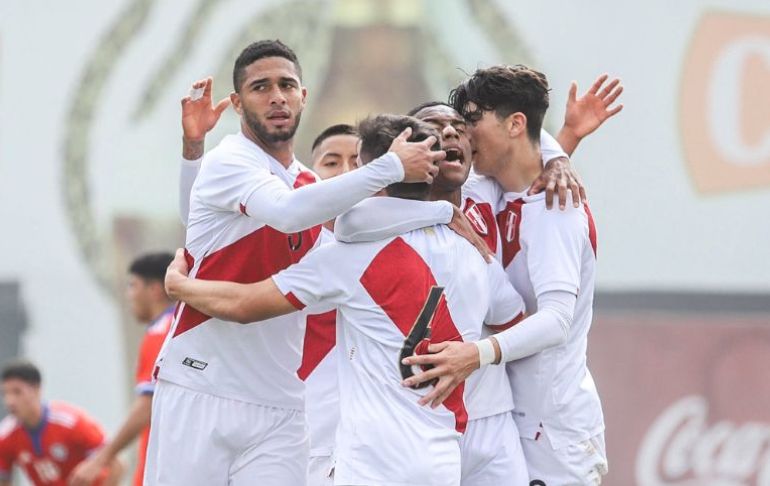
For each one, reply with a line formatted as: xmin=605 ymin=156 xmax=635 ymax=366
xmin=0 ymin=0 xmax=768 ymax=484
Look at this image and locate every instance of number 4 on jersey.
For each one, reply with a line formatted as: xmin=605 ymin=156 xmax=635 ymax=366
xmin=399 ymin=286 xmax=444 ymax=389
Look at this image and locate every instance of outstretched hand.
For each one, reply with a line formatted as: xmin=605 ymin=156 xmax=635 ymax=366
xmin=563 ymin=74 xmax=623 ymax=141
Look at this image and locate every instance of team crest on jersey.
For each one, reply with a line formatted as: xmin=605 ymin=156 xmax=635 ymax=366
xmin=49 ymin=443 xmax=69 ymax=461
xmin=19 ymin=451 xmax=31 ymax=464
xmin=464 ymin=202 xmax=488 ymax=236
xmin=504 ymin=210 xmax=518 ymax=243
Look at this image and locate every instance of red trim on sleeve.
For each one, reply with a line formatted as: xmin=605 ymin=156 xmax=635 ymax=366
xmin=284 ymin=292 xmax=306 ymax=310
xmin=486 ymin=311 xmax=525 ymax=333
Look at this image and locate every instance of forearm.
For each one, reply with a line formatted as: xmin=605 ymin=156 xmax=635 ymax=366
xmin=96 ymin=395 xmax=152 ymax=462
xmin=179 ymin=157 xmax=201 ymax=226
xmin=556 ymin=127 xmax=580 ymax=158
xmin=182 ymin=137 xmax=204 ymax=160
xmin=172 ymin=277 xmax=293 ymax=324
xmin=334 ymin=197 xmax=453 ymax=242
xmin=246 ymin=153 xmax=404 ymax=233
xmin=489 ymin=290 xmax=575 ymax=363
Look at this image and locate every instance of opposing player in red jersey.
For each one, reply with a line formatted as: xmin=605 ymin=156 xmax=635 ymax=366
xmin=0 ymin=361 xmax=123 ymax=486
xmin=70 ymin=253 xmax=175 ymax=486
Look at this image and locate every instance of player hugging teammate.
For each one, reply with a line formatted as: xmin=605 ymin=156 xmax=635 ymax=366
xmin=158 ymin=38 xmax=621 ymax=486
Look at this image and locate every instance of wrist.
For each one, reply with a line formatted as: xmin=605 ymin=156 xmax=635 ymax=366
xmin=182 ymin=137 xmax=205 ymax=160
xmin=556 ymin=126 xmax=581 ymax=156
xmin=475 ymin=339 xmax=495 ymax=367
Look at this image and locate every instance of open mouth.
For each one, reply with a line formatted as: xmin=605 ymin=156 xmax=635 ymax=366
xmin=267 ymin=111 xmax=291 ymax=121
xmin=443 ymin=147 xmax=465 ymax=164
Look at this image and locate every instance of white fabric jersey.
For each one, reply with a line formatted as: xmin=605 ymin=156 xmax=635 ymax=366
xmin=157 ymin=132 xmax=403 ymax=410
xmin=497 ymin=190 xmax=604 ymax=450
xmin=272 ymin=222 xmax=523 ymax=486
xmin=299 ymin=228 xmax=339 ymax=457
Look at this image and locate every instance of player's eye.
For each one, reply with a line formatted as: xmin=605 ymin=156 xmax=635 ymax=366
xmin=324 ymin=161 xmax=338 ymax=167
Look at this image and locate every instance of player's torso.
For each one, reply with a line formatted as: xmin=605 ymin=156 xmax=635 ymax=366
xmin=330 ymin=226 xmax=489 ymax=483
xmin=0 ymin=406 xmax=97 ymax=486
xmin=158 ymin=134 xmax=321 ymax=409
xmin=498 ymin=192 xmax=604 ymax=447
xmin=458 ymin=175 xmax=516 ymax=419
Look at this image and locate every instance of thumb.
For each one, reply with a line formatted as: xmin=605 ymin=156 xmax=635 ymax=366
xmin=214 ymin=97 xmax=231 ymax=117
xmin=427 ymin=341 xmax=451 ymax=353
xmin=568 ymin=81 xmax=577 ymax=103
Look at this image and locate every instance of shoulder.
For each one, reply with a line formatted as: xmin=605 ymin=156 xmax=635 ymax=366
xmin=463 ymin=171 xmax=503 ymax=206
xmin=146 ymin=311 xmax=174 ymax=336
xmin=0 ymin=416 xmax=20 ymax=441
xmin=201 ymin=133 xmax=270 ymax=172
xmin=520 ymin=194 xmax=589 ymax=240
xmin=48 ymin=402 xmax=91 ymax=430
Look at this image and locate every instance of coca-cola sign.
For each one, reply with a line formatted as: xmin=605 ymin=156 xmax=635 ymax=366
xmin=588 ymin=312 xmax=770 ymax=486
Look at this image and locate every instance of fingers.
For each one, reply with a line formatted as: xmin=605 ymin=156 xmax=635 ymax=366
xmin=558 ymin=177 xmax=568 ymax=210
xmin=605 ymin=85 xmax=623 ymax=106
xmin=528 ymin=177 xmax=545 ymax=196
xmin=181 ymin=95 xmax=191 ymax=107
xmin=545 ymin=179 xmax=556 ymax=210
xmin=579 ymin=183 xmax=588 ymax=203
xmin=202 ymin=76 xmax=213 ymax=99
xmin=428 ymin=149 xmax=447 ymax=163
xmin=597 ymin=78 xmax=620 ymax=99
xmin=427 ymin=341 xmax=451 ymax=353
xmin=588 ymin=74 xmax=609 ymax=95
xmin=404 ymin=366 xmax=444 ymax=389
xmin=395 ymin=127 xmax=413 ymax=144
xmin=570 ymin=180 xmax=581 ymax=208
xmin=607 ymin=104 xmax=624 ymax=117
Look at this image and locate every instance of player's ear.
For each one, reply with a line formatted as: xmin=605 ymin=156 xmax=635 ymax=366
xmin=300 ymin=86 xmax=308 ymax=108
xmin=230 ymin=92 xmax=242 ymax=115
xmin=507 ymin=112 xmax=527 ymax=139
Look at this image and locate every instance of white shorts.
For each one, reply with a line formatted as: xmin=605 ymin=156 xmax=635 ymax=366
xmin=308 ymin=454 xmax=334 ymax=486
xmin=460 ymin=412 xmax=529 ymax=486
xmin=521 ymin=429 xmax=608 ymax=486
xmin=144 ymin=379 xmax=309 ymax=486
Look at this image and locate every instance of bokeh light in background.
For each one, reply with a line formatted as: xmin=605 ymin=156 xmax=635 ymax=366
xmin=0 ymin=0 xmax=768 ymax=483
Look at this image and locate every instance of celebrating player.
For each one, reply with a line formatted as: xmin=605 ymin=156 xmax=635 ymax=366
xmin=70 ymin=253 xmax=175 ymax=486
xmin=0 ymin=361 xmax=123 ymax=486
xmin=165 ymin=114 xmax=530 ymax=486
xmin=146 ymin=39 xmax=449 ymax=486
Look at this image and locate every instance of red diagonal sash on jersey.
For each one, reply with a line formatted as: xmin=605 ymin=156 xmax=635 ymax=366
xmin=297 ymin=310 xmax=337 ymax=381
xmin=359 ymin=237 xmax=468 ymax=433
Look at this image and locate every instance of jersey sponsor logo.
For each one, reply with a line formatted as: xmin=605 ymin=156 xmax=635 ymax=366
xmin=49 ymin=443 xmax=69 ymax=461
xmin=182 ymin=357 xmax=208 ymax=370
xmin=681 ymin=11 xmax=770 ymax=193
xmin=463 ymin=202 xmax=488 ymax=236
xmin=636 ymin=395 xmax=770 ymax=484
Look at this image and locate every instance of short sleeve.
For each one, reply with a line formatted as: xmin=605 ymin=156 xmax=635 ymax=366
xmin=272 ymin=244 xmax=347 ymax=310
xmin=526 ymin=205 xmax=587 ymax=297
xmin=484 ymin=261 xmax=526 ymax=327
xmin=195 ymin=147 xmax=276 ymax=214
xmin=73 ymin=412 xmax=106 ymax=454
xmin=134 ymin=327 xmax=168 ymax=395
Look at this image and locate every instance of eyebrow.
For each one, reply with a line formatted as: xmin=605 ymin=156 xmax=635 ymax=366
xmin=248 ymin=76 xmax=299 ymax=88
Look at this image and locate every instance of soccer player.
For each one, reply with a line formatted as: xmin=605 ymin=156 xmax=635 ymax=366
xmin=147 ymin=39 xmax=448 ymax=486
xmin=397 ymin=66 xmax=610 ymax=485
xmin=165 ymin=114 xmax=528 ymax=486
xmin=70 ymin=253 xmax=175 ymax=486
xmin=310 ymin=124 xmax=359 ymax=182
xmin=0 ymin=361 xmax=123 ymax=486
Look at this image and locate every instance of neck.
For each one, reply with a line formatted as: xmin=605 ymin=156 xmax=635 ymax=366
xmin=241 ymin=122 xmax=295 ymax=168
xmin=147 ymin=301 xmax=172 ymax=324
xmin=493 ymin=139 xmax=542 ymax=193
xmin=428 ymin=185 xmax=463 ymax=206
xmin=22 ymin=403 xmax=43 ymax=429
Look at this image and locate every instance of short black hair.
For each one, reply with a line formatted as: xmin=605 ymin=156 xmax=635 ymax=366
xmin=357 ymin=114 xmax=439 ymax=201
xmin=233 ymin=39 xmax=302 ymax=92
xmin=449 ymin=64 xmax=549 ymax=142
xmin=2 ymin=359 xmax=41 ymax=386
xmin=311 ymin=124 xmax=358 ymax=152
xmin=129 ymin=252 xmax=175 ymax=283
xmin=406 ymin=101 xmax=453 ymax=117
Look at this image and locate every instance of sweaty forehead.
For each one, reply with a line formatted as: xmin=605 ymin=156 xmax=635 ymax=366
xmin=415 ymin=105 xmax=463 ymax=123
xmin=242 ymin=56 xmax=301 ymax=83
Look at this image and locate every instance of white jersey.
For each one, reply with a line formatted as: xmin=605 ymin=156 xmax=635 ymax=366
xmin=298 ymin=228 xmax=339 ymax=457
xmin=497 ymin=190 xmax=605 ymax=449
xmin=156 ymin=132 xmax=323 ymax=410
xmin=273 ymin=222 xmax=522 ymax=486
xmin=460 ymin=172 xmax=523 ymax=420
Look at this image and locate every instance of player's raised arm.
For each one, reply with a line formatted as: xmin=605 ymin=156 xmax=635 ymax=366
xmin=179 ymin=77 xmax=230 ymax=226
xmin=165 ymin=250 xmax=295 ymax=324
xmin=557 ymin=74 xmax=623 ymax=155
